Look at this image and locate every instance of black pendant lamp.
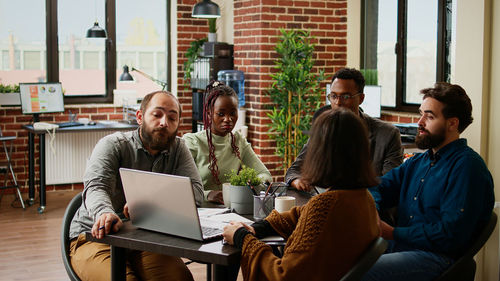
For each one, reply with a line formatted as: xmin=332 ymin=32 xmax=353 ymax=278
xmin=192 ymin=0 xmax=221 ymax=18
xmin=86 ymin=22 xmax=107 ymax=38
xmin=86 ymin=0 xmax=107 ymax=38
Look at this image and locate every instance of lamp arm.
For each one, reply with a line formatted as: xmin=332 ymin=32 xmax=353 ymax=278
xmin=131 ymin=67 xmax=167 ymax=90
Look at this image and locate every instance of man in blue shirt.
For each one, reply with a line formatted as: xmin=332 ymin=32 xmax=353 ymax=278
xmin=363 ymin=82 xmax=494 ymax=281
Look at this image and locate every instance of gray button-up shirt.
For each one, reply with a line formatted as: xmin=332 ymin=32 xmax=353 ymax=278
xmin=69 ymin=129 xmax=203 ymax=239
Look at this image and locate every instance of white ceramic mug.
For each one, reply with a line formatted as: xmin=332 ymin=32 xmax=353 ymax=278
xmin=274 ymin=196 xmax=296 ymax=213
xmin=222 ymin=183 xmax=231 ymax=208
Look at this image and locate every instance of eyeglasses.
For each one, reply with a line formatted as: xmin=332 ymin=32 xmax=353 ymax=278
xmin=327 ymin=93 xmax=362 ymax=102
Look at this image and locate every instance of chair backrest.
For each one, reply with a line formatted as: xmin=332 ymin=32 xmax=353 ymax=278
xmin=435 ymin=212 xmax=497 ymax=281
xmin=61 ymin=192 xmax=83 ymax=281
xmin=340 ymin=236 xmax=388 ymax=281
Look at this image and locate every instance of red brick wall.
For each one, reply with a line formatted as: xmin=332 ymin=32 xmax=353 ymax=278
xmin=0 ymin=106 xmax=125 ymax=195
xmin=232 ymin=0 xmax=348 ymax=180
xmin=176 ymin=0 xmax=211 ymax=133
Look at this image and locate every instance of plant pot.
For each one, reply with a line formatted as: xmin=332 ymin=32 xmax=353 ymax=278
xmin=0 ymin=92 xmax=21 ymax=106
xmin=230 ymin=185 xmax=254 ymax=214
xmin=208 ymin=32 xmax=217 ymax=43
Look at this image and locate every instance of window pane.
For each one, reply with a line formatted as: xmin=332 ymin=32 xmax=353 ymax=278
xmin=405 ymin=0 xmax=438 ymax=104
xmin=116 ymin=0 xmax=167 ymax=99
xmin=364 ymin=0 xmax=398 ymax=107
xmin=58 ymin=0 xmax=106 ymax=96
xmin=0 ymin=0 xmax=46 ymax=83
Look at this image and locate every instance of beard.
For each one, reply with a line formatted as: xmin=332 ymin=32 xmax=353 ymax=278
xmin=140 ymin=125 xmax=177 ymax=152
xmin=415 ymin=126 xmax=446 ymax=150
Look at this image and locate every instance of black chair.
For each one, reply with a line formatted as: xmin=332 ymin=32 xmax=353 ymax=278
xmin=339 ymin=237 xmax=388 ymax=281
xmin=61 ymin=192 xmax=82 ymax=281
xmin=0 ymin=129 xmax=25 ymax=209
xmin=434 ymin=212 xmax=497 ymax=281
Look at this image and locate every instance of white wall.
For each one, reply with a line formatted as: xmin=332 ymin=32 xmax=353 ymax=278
xmin=347 ymin=0 xmax=361 ymax=69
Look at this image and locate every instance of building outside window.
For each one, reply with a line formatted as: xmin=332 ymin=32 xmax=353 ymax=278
xmin=0 ymin=0 xmax=169 ymax=103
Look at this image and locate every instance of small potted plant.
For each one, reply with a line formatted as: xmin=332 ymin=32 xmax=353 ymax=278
xmin=0 ymin=83 xmax=21 ymax=106
xmin=227 ymin=166 xmax=263 ymax=214
xmin=208 ymin=18 xmax=217 ymax=42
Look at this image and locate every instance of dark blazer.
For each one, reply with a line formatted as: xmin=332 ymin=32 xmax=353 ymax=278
xmin=285 ymin=110 xmax=403 ymax=184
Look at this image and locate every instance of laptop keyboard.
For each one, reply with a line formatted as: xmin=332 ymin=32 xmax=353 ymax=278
xmin=201 ymin=226 xmax=223 ymax=239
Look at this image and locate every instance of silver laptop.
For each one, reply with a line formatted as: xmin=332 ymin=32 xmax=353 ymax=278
xmin=119 ymin=168 xmax=223 ymax=241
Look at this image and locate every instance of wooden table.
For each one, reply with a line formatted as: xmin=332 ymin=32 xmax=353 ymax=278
xmin=85 ymin=188 xmax=311 ymax=281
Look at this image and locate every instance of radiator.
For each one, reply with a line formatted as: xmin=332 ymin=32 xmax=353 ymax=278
xmin=45 ymin=131 xmax=118 ymax=185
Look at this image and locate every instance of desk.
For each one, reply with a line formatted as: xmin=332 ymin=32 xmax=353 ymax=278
xmin=85 ymin=188 xmax=310 ymax=281
xmin=86 ymin=222 xmax=241 ymax=281
xmin=22 ymin=121 xmax=138 ymax=213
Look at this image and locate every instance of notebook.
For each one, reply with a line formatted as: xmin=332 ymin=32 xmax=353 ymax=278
xmin=119 ymin=167 xmax=225 ymax=241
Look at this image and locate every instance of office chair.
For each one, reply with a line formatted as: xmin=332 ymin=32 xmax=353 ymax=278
xmin=434 ymin=212 xmax=497 ymax=281
xmin=61 ymin=192 xmax=82 ymax=281
xmin=339 ymin=237 xmax=388 ymax=281
xmin=0 ymin=129 xmax=25 ymax=209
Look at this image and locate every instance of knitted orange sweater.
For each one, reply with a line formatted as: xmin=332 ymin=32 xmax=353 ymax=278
xmin=240 ymin=189 xmax=380 ymax=281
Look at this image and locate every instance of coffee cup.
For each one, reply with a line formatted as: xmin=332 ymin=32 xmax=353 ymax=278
xmin=274 ymin=196 xmax=295 ymax=213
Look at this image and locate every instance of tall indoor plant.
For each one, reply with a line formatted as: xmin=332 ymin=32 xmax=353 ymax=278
xmin=266 ymin=29 xmax=325 ymax=175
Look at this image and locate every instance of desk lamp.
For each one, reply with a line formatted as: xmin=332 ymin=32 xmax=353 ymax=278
xmin=119 ymin=65 xmax=167 ymax=91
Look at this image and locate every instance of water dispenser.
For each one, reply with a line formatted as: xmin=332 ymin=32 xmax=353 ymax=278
xmin=217 ymin=70 xmax=245 ymax=108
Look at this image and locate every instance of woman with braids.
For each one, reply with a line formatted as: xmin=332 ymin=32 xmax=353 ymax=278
xmin=183 ymin=81 xmax=271 ymax=204
xmin=222 ymin=108 xmax=380 ymax=281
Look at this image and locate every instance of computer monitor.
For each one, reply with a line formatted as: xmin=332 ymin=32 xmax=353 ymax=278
xmin=19 ymin=82 xmax=65 ymax=115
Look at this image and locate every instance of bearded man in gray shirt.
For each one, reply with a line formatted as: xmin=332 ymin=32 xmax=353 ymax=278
xmin=69 ymin=91 xmax=203 ymax=281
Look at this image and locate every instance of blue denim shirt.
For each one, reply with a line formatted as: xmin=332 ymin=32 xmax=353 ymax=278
xmin=370 ymin=138 xmax=494 ymax=257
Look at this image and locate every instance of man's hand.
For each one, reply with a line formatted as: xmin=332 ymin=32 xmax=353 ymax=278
xmin=91 ymin=213 xmax=122 ymax=239
xmin=222 ymin=221 xmax=255 ymax=245
xmin=291 ymin=178 xmax=312 ymax=191
xmin=207 ymin=190 xmax=224 ymax=204
xmin=378 ymin=218 xmax=395 ymax=240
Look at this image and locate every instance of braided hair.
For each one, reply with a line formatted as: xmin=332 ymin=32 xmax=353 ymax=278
xmin=203 ymin=80 xmax=242 ymax=185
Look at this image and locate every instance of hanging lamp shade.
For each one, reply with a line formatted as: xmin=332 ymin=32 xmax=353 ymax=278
xmin=119 ymin=65 xmax=134 ymax=81
xmin=192 ymin=0 xmax=221 ymax=18
xmin=86 ymin=22 xmax=107 ymax=38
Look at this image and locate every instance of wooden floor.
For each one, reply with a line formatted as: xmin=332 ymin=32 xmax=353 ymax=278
xmin=0 ymin=190 xmax=241 ymax=281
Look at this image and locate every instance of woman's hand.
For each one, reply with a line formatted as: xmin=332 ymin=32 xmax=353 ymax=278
xmin=222 ymin=221 xmax=255 ymax=245
xmin=207 ymin=190 xmax=224 ymax=204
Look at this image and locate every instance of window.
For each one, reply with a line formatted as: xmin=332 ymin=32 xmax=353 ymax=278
xmin=0 ymin=0 xmax=170 ymax=104
xmin=361 ymin=0 xmax=454 ymax=112
xmin=0 ymin=0 xmax=46 ymax=82
xmin=115 ymin=0 xmax=168 ymax=99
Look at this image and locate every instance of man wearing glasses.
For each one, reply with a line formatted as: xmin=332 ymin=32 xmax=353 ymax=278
xmin=285 ymin=67 xmax=404 ymax=191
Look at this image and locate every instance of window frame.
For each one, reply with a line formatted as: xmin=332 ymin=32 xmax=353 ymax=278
xmin=361 ymin=0 xmax=451 ymax=113
xmin=44 ymin=0 xmax=171 ymax=104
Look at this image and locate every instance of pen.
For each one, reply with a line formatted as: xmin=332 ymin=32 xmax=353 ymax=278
xmin=99 ymin=219 xmax=118 ymax=231
xmin=313 ymin=186 xmax=320 ymax=195
xmin=246 ymin=182 xmax=258 ymax=196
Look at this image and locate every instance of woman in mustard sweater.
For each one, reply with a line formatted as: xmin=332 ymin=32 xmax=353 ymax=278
xmin=223 ymin=108 xmax=380 ymax=281
xmin=183 ymin=81 xmax=271 ymax=203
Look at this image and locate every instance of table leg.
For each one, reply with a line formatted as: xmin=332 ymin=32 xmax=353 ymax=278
xmin=37 ymin=134 xmax=46 ymax=213
xmin=27 ymin=132 xmax=35 ymax=206
xmin=111 ymin=245 xmax=126 ymax=281
xmin=213 ymin=263 xmax=239 ymax=281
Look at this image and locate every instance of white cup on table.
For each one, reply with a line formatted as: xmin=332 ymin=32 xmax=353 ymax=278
xmin=222 ymin=183 xmax=231 ymax=208
xmin=274 ymin=196 xmax=295 ymax=213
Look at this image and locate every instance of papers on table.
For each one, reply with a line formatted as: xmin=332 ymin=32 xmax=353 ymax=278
xmin=198 ymin=208 xmax=253 ymax=230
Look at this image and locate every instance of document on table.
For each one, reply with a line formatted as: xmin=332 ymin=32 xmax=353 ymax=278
xmin=198 ymin=208 xmax=253 ymax=230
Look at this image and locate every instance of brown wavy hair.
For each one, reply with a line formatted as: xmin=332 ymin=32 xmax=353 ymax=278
xmin=301 ymin=108 xmax=378 ymax=189
xmin=203 ymin=80 xmax=241 ymax=185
